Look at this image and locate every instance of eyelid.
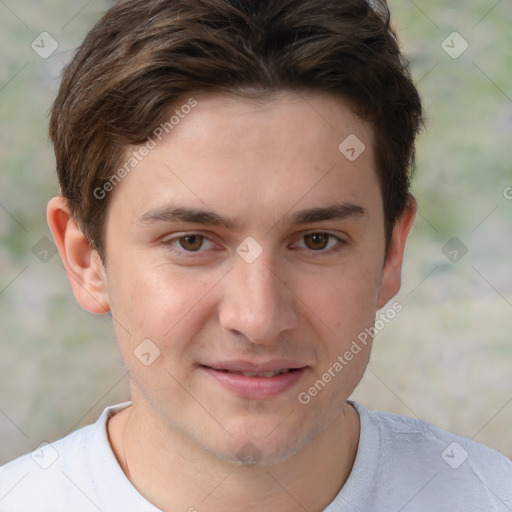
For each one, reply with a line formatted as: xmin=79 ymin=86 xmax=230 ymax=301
xmin=160 ymin=232 xmax=219 ymax=254
xmin=290 ymin=231 xmax=347 ymax=253
xmin=160 ymin=230 xmax=347 ymax=256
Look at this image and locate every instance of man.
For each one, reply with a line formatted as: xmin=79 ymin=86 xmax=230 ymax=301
xmin=1 ymin=0 xmax=511 ymax=510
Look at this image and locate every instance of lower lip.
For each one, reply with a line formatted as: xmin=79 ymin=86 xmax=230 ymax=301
xmin=201 ymin=366 xmax=307 ymax=399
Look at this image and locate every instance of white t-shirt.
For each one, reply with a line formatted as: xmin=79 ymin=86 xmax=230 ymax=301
xmin=1 ymin=401 xmax=511 ymax=511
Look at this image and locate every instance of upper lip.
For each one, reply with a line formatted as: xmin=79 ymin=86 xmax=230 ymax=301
xmin=201 ymin=360 xmax=308 ymax=373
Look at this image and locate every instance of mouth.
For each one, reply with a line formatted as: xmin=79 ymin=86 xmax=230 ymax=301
xmin=211 ymin=368 xmax=300 ymax=378
xmin=199 ymin=361 xmax=308 ymax=399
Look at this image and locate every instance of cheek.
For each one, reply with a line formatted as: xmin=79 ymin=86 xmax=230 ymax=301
xmin=298 ymin=260 xmax=382 ymax=342
xmin=106 ymin=260 xmax=217 ymax=356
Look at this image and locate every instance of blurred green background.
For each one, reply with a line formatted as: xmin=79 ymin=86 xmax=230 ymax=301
xmin=1 ymin=0 xmax=511 ymax=464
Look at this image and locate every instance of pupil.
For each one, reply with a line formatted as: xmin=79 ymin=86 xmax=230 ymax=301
xmin=305 ymin=233 xmax=328 ymax=250
xmin=180 ymin=235 xmax=203 ymax=251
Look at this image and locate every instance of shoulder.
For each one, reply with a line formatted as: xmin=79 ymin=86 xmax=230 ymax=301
xmin=0 ymin=423 xmax=95 ymax=511
xmin=361 ymin=402 xmax=512 ymax=470
xmin=0 ymin=402 xmax=141 ymax=512
xmin=351 ymin=402 xmax=512 ymax=510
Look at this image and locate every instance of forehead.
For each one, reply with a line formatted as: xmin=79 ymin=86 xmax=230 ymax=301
xmin=171 ymin=90 xmax=372 ymax=157
xmin=107 ymin=90 xmax=380 ymax=228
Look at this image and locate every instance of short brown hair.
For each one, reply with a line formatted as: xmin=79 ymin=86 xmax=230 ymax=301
xmin=49 ymin=0 xmax=422 ymax=258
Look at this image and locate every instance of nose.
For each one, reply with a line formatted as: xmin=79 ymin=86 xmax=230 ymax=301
xmin=218 ymin=255 xmax=299 ymax=344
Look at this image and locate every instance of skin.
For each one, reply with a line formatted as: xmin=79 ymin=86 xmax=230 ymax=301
xmin=48 ymin=91 xmax=416 ymax=511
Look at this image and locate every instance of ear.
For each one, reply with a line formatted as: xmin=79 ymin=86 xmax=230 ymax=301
xmin=376 ymin=196 xmax=417 ymax=309
xmin=47 ymin=196 xmax=110 ymax=314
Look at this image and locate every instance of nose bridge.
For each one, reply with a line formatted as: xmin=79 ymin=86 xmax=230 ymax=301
xmin=219 ymin=254 xmax=297 ymax=343
xmin=242 ymin=256 xmax=280 ymax=306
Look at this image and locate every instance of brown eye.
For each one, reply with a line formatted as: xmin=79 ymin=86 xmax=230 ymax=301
xmin=303 ymin=233 xmax=330 ymax=250
xmin=178 ymin=234 xmax=204 ymax=251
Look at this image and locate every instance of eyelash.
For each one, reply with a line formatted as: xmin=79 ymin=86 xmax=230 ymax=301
xmin=291 ymin=232 xmax=344 ymax=254
xmin=161 ymin=232 xmax=346 ymax=257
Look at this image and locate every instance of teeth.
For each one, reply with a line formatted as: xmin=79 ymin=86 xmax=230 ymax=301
xmin=240 ymin=369 xmax=292 ymax=378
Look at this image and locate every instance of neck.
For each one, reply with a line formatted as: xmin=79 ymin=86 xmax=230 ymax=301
xmin=108 ymin=401 xmax=360 ymax=512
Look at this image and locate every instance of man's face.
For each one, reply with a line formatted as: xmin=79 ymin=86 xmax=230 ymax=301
xmin=101 ymin=91 xmax=398 ymax=465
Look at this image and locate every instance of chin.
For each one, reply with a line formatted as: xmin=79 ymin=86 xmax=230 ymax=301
xmin=201 ymin=417 xmax=327 ymax=468
xmin=208 ymin=440 xmax=304 ymax=467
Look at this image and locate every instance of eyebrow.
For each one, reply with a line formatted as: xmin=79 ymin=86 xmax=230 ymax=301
xmin=136 ymin=203 xmax=367 ymax=229
xmin=137 ymin=207 xmax=236 ymax=229
xmin=291 ymin=203 xmax=366 ymax=224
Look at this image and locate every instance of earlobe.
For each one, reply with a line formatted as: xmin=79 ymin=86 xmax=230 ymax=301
xmin=47 ymin=196 xmax=110 ymax=314
xmin=376 ymin=196 xmax=417 ymax=309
